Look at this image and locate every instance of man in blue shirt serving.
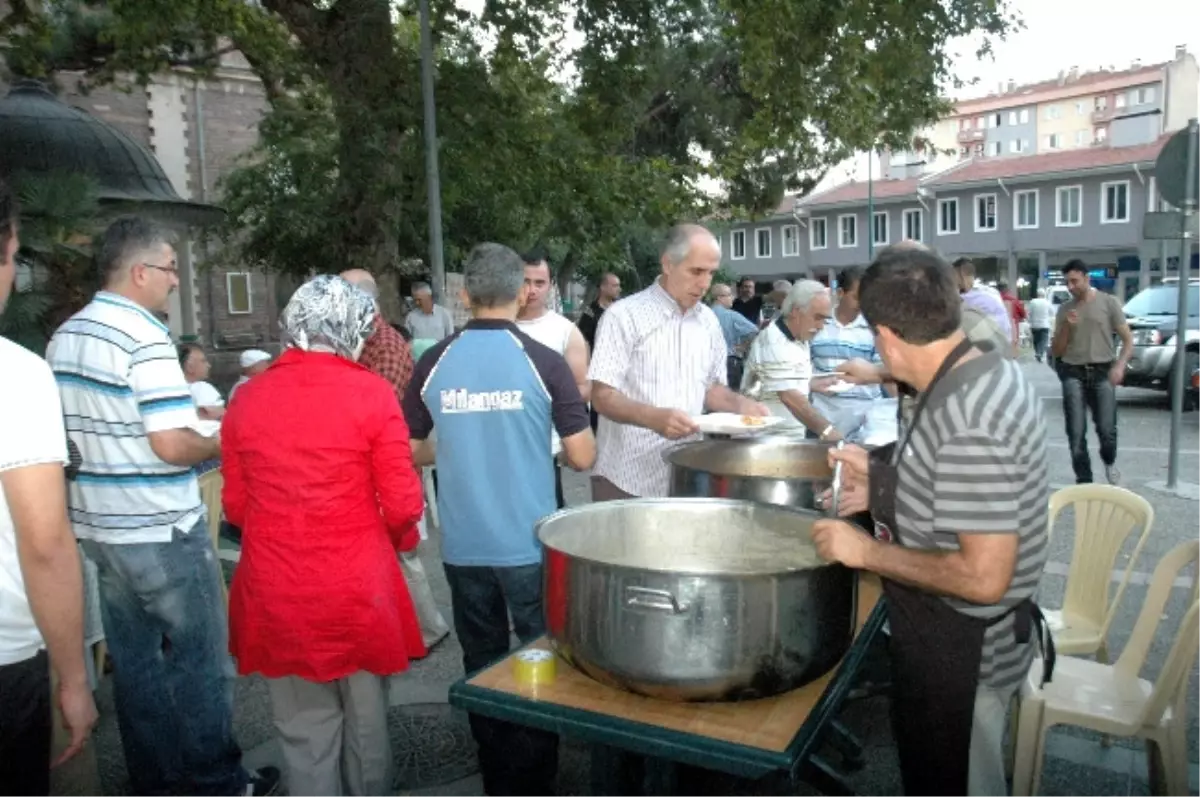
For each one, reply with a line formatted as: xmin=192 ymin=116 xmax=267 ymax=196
xmin=403 ymin=242 xmax=595 ymax=795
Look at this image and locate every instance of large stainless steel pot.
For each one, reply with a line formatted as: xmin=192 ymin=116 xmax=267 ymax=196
xmin=538 ymin=498 xmax=856 ymax=702
xmin=665 ymin=436 xmax=836 ymax=510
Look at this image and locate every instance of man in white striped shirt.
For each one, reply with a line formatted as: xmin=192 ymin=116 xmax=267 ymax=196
xmin=588 ymin=224 xmax=768 ymax=498
xmin=45 ymin=217 xmax=277 ymax=797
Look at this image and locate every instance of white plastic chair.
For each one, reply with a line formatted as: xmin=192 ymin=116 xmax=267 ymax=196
xmin=1011 ymin=540 xmax=1199 ymax=796
xmin=1044 ymin=484 xmax=1155 ymax=661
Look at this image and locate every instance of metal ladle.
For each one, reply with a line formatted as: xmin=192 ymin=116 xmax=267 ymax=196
xmin=828 ymin=440 xmax=845 ymax=517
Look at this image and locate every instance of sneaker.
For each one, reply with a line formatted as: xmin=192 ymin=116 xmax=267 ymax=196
xmin=245 ymin=767 xmax=281 ymax=796
xmin=1105 ymin=464 xmax=1121 ymax=485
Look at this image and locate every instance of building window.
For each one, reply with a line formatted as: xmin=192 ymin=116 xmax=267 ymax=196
xmin=1008 ymin=139 xmax=1029 ymax=154
xmin=988 ymin=141 xmax=1002 ymax=156
xmin=782 ymin=224 xmax=800 ymax=256
xmin=975 ymin=117 xmax=984 ymax=129
xmin=1056 ymin=185 xmax=1083 ymax=227
xmin=226 ymin=272 xmax=253 ymax=315
xmin=1101 ymin=180 xmax=1130 ymax=223
xmin=938 ymin=198 xmax=959 ymax=235
xmin=1008 ymin=110 xmax=1018 ymax=125
xmin=974 ymin=142 xmax=985 ymax=156
xmin=1095 ymin=126 xmax=1108 ymax=142
xmin=975 ymin=194 xmax=998 ymax=232
xmin=1075 ymin=129 xmax=1087 ymax=146
xmin=960 ymin=118 xmax=971 ymax=131
xmin=872 ymin=211 xmax=889 ymax=246
xmin=903 ymin=208 xmax=923 ymax=242
xmin=755 ymin=227 xmax=772 ymax=258
xmin=1044 ymin=104 xmax=1062 ymax=120
xmin=1137 ymin=86 xmax=1156 ymax=104
xmin=810 ymin=218 xmax=827 ymax=250
xmin=1114 ymin=93 xmax=1127 ymax=109
xmin=730 ymin=229 xmax=746 ymax=259
xmin=1014 ymin=189 xmax=1039 ymax=229
xmin=989 ymin=113 xmax=1001 ymax=128
xmin=838 ymin=214 xmax=857 ymax=248
xmin=1095 ymin=96 xmax=1107 ymax=111
xmin=1045 ymin=133 xmax=1062 ymax=149
xmin=1019 ymin=109 xmax=1030 ymax=124
xmin=1076 ymin=100 xmax=1087 ymax=115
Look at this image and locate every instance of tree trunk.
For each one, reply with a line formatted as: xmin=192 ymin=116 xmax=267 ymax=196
xmin=267 ymin=0 xmax=417 ymax=274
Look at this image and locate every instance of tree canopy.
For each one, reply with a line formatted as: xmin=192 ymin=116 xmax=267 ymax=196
xmin=1 ymin=0 xmax=1017 ymax=285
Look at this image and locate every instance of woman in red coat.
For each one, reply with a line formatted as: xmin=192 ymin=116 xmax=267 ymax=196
xmin=221 ymin=275 xmax=425 ymax=796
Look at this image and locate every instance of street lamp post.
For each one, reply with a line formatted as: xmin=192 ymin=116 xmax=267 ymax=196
xmin=867 ymin=148 xmax=875 ymax=260
xmin=418 ymin=0 xmax=446 ymax=303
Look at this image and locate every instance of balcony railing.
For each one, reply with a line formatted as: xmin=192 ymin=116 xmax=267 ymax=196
xmin=1091 ymin=107 xmax=1112 ymax=123
xmin=956 ymin=129 xmax=985 ymax=143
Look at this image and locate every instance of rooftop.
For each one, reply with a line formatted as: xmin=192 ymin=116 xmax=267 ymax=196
xmin=925 ymin=135 xmax=1170 ymax=186
xmin=951 ymin=62 xmax=1170 ymax=117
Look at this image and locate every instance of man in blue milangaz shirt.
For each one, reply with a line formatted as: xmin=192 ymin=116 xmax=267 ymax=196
xmin=403 ymin=242 xmax=595 ymax=795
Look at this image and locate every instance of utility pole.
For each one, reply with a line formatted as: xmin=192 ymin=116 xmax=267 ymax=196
xmin=1166 ymin=118 xmax=1198 ymax=491
xmin=867 ymin=148 xmax=875 ymax=260
xmin=418 ymin=0 xmax=446 ymax=303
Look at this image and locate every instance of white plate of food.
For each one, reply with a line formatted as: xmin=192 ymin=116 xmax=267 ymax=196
xmin=692 ymin=413 xmax=784 ymax=436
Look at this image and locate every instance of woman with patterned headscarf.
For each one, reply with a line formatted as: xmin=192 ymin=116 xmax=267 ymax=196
xmin=221 ymin=275 xmax=425 ymax=796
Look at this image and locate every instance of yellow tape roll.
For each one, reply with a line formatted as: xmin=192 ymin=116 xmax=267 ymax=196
xmin=513 ymin=648 xmax=557 ymax=688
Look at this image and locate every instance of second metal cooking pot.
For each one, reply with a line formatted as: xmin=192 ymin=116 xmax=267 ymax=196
xmin=538 ymin=498 xmax=857 ymax=702
xmin=665 ymin=436 xmax=836 ymax=510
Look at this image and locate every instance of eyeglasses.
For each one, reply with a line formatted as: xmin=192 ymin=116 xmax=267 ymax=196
xmin=141 ymin=262 xmax=180 ymax=276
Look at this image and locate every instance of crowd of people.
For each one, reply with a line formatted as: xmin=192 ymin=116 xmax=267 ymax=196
xmin=0 ymin=165 xmax=1135 ymax=796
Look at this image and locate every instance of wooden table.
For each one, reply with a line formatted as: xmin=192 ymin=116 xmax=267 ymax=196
xmin=449 ymin=573 xmax=887 ymax=794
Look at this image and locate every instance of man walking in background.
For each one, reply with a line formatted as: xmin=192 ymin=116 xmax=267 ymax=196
xmin=952 ymin=258 xmax=1012 ymax=344
xmin=732 ymin=276 xmax=763 ymax=325
xmin=0 ymin=177 xmax=97 ymax=795
xmin=1051 ymin=259 xmax=1133 ymax=485
xmin=1027 ymin=287 xmax=1053 ymax=364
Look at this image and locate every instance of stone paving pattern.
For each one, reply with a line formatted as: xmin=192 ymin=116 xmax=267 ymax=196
xmin=85 ymin=359 xmax=1198 ymax=796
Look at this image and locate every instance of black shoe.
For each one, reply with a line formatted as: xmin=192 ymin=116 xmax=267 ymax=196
xmin=245 ymin=766 xmax=281 ymax=796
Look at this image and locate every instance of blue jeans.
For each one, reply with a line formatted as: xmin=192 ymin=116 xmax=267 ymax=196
xmin=1058 ymin=362 xmax=1118 ymax=483
xmin=443 ymin=563 xmax=557 ymax=795
xmin=81 ymin=517 xmax=247 ymax=796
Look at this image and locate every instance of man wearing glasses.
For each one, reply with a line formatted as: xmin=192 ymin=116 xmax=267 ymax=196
xmin=46 ymin=217 xmax=279 ymax=796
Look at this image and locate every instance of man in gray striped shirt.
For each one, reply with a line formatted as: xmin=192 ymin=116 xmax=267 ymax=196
xmin=813 ymin=244 xmax=1051 ymax=796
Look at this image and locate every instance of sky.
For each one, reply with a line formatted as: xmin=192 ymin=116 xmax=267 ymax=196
xmin=822 ymin=0 xmax=1198 ymax=188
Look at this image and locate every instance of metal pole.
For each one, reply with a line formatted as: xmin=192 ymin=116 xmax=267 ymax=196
xmin=419 ymin=0 xmax=446 ymax=303
xmin=1166 ymin=117 xmax=1198 ymax=490
xmin=867 ymin=149 xmax=875 ymax=260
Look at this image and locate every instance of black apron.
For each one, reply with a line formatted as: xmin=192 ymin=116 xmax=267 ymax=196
xmin=868 ymin=338 xmax=1055 ymax=796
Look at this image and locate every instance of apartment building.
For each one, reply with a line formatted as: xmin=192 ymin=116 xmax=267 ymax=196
xmin=721 ymin=46 xmax=1199 ymax=298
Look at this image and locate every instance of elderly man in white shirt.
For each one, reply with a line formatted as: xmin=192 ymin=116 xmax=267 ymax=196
xmin=742 ymin=279 xmax=844 ymax=441
xmin=588 ymin=224 xmax=768 ymax=499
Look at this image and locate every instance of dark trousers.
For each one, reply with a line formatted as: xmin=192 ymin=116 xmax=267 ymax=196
xmin=726 ymin=355 xmax=745 ymax=391
xmin=554 ymin=465 xmax=565 ymax=510
xmin=443 ymin=563 xmax=558 ymax=795
xmin=1031 ymin=328 xmax=1050 ymax=362
xmin=1058 ymin=361 xmax=1118 ymax=483
xmin=0 ymin=650 xmax=51 ymax=796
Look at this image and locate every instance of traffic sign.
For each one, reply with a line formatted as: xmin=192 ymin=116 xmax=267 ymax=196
xmin=1143 ymin=210 xmax=1199 ymax=239
xmin=1156 ymin=126 xmax=1200 ymax=209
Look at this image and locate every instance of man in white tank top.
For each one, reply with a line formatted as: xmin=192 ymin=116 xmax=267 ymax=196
xmin=516 ymin=252 xmax=591 ymax=508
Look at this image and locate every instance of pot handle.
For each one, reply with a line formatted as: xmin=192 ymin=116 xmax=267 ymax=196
xmin=625 ymin=586 xmax=689 ymax=615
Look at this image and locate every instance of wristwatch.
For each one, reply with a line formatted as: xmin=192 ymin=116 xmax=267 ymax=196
xmin=819 ymin=424 xmax=835 ymax=440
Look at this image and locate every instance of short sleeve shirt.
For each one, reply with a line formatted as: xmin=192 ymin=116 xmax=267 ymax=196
xmin=586 ymin=280 xmax=726 ymax=497
xmin=744 ymin=317 xmax=812 ymax=395
xmin=189 ymin=381 xmax=224 ymax=408
xmin=894 ymin=353 xmax=1050 ymax=691
xmin=0 ymin=338 xmax=68 ymax=665
xmin=402 ymin=319 xmax=588 ymax=567
xmin=46 ymin=292 xmax=203 ymax=543
xmin=1054 ymin=290 xmax=1126 ymax=365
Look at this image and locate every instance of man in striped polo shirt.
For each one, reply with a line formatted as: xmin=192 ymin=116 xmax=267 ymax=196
xmin=588 ymin=224 xmax=768 ymax=499
xmin=812 ymin=245 xmax=1051 ymax=796
xmin=46 ymin=218 xmax=278 ymax=797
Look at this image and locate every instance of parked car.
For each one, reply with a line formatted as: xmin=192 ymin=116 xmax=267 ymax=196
xmin=1122 ymin=279 xmax=1199 ymax=410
